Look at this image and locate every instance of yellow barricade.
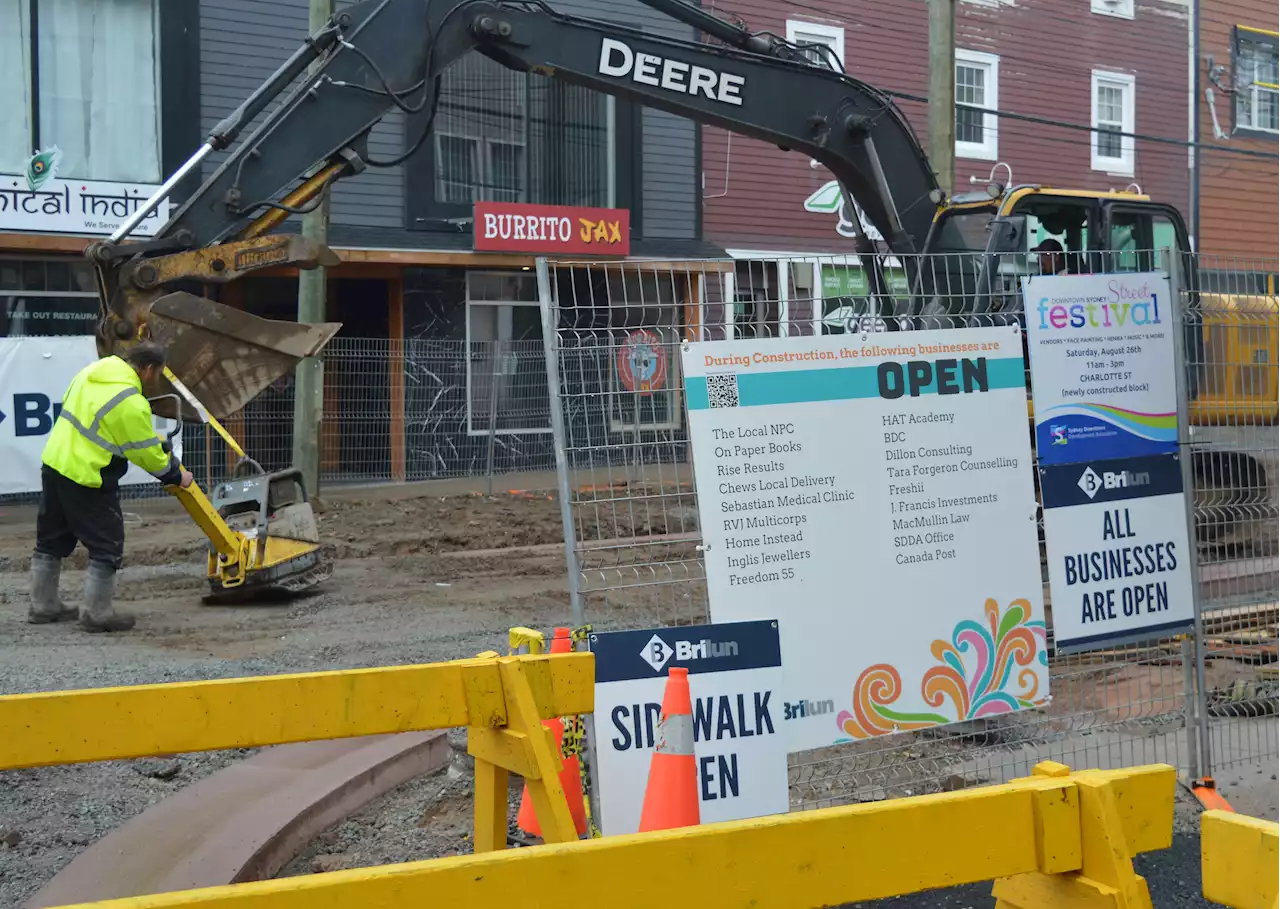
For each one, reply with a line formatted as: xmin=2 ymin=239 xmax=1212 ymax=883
xmin=0 ymin=652 xmax=594 ymax=855
xmin=1201 ymin=809 xmax=1280 ymax=909
xmin=26 ymin=760 xmax=1176 ymax=909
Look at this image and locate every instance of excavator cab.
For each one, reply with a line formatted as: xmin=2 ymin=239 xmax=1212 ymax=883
xmin=918 ymin=186 xmax=1191 ymax=312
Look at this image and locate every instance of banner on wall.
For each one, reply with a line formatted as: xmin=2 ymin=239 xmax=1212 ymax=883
xmin=1023 ymin=272 xmax=1178 ymax=466
xmin=680 ymin=327 xmax=1049 ymax=753
xmin=0 ymin=338 xmax=181 ymax=495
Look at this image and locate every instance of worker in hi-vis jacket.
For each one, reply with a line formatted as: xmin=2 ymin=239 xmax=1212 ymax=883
xmin=28 ymin=341 xmax=192 ymax=632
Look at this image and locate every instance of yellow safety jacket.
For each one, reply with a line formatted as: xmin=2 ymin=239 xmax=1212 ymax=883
xmin=42 ymin=356 xmax=181 ymax=490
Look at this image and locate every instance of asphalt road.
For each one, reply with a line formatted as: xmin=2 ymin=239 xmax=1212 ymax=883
xmin=845 ymin=833 xmax=1214 ymax=909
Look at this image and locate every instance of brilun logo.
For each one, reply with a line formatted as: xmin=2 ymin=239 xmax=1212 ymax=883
xmin=783 ymin=697 xmax=835 ymax=720
xmin=637 ymin=633 xmax=739 ymax=673
xmin=1078 ymin=465 xmax=1150 ymax=499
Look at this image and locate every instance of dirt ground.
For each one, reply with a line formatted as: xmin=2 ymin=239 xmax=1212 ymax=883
xmin=0 ymin=480 xmax=1275 ymax=906
xmin=0 ymin=482 xmax=583 ymax=906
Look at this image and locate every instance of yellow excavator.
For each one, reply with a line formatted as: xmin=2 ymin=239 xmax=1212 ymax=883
xmin=83 ymin=0 xmax=1277 ymax=596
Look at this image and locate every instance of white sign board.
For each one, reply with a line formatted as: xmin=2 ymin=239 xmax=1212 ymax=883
xmin=1041 ymin=454 xmax=1195 ymax=652
xmin=0 ymin=337 xmax=180 ymax=495
xmin=681 ymin=327 xmax=1048 ymax=752
xmin=589 ymin=621 xmax=789 ymax=835
xmin=0 ymin=173 xmax=170 ymax=237
xmin=1024 ymin=272 xmax=1178 ymax=465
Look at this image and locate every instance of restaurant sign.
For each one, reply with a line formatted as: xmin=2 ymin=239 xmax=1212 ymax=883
xmin=473 ymin=201 xmax=631 ymax=256
xmin=1 ymin=149 xmax=170 ymax=237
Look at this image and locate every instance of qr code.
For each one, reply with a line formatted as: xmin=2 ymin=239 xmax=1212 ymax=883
xmin=706 ymin=373 xmax=739 ymax=409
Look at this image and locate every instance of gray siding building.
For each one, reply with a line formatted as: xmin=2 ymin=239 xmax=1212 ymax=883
xmin=2 ymin=0 xmax=717 ymax=482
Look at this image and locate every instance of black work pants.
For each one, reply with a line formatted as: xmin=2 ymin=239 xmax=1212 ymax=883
xmin=35 ymin=466 xmax=125 ymax=570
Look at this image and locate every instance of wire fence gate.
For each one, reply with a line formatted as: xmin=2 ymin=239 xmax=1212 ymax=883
xmin=535 ymin=250 xmax=1278 ymax=811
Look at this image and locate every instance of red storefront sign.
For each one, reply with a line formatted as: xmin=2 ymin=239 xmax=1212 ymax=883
xmin=473 ymin=202 xmax=631 ymax=256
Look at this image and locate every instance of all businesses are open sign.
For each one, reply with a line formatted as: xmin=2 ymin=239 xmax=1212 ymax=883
xmin=473 ymin=202 xmax=630 ymax=256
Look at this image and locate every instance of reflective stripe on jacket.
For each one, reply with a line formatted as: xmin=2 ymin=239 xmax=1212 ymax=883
xmin=42 ymin=356 xmax=181 ymax=489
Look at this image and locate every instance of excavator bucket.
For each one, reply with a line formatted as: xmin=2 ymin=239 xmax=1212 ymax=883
xmin=141 ymin=291 xmax=341 ymax=420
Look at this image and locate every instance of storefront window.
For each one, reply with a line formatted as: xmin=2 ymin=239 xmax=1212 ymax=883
xmin=465 ymin=271 xmax=550 ymax=436
xmin=605 ymin=271 xmax=681 ymax=432
xmin=1 ymin=0 xmax=161 ymax=183
xmin=0 ymin=256 xmax=99 ymax=337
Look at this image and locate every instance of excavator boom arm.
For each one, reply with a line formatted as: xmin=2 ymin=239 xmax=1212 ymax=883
xmin=92 ymin=0 xmax=943 ymax=419
xmin=147 ymin=0 xmax=940 ymax=255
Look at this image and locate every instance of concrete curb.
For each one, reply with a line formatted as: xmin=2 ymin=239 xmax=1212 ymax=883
xmin=24 ymin=731 xmax=450 ymax=908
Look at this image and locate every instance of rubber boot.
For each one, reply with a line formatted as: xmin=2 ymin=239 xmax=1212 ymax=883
xmin=26 ymin=551 xmax=78 ymax=624
xmin=79 ymin=561 xmax=135 ymax=633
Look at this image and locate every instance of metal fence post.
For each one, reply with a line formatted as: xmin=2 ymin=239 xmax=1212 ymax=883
xmin=1167 ymin=248 xmax=1213 ymax=778
xmin=536 ymin=257 xmax=585 ymax=629
xmin=1181 ymin=635 xmax=1201 ymax=781
xmin=484 ymin=340 xmax=501 ymax=497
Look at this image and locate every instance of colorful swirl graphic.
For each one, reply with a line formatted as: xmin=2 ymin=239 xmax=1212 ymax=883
xmin=836 ymin=598 xmax=1048 ymax=739
xmin=1039 ymin=403 xmax=1176 ymax=443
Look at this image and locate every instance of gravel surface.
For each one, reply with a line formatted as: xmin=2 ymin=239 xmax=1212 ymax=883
xmin=0 ymin=486 xmax=1274 ymax=909
xmin=0 ymin=489 xmax=576 ymax=907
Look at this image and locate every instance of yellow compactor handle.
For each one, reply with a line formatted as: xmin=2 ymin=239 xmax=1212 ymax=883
xmin=162 ymin=367 xmax=246 ymax=459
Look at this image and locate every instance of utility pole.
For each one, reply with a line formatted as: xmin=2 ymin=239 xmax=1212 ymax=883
xmin=293 ymin=0 xmax=333 ymax=499
xmin=927 ymin=0 xmax=957 ymax=197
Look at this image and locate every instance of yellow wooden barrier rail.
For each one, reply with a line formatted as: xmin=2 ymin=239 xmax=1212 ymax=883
xmin=0 ymin=652 xmax=592 ymax=769
xmin=0 ymin=652 xmax=594 ymax=854
xmin=36 ymin=760 xmax=1175 ymax=909
xmin=1201 ymin=809 xmax=1280 ymax=909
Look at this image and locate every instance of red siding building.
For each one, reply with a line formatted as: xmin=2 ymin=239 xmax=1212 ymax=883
xmin=1194 ymin=1 xmax=1277 ymax=263
xmin=702 ymin=0 xmax=1194 ymax=334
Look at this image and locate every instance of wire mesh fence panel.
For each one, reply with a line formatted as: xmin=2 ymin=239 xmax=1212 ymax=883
xmin=542 ymin=261 xmax=706 ymax=632
xmin=404 ymin=337 xmax=556 ymax=481
xmin=197 ymin=336 xmax=558 ymax=486
xmin=539 ymin=250 xmax=1279 ymax=808
xmin=1181 ymin=255 xmax=1280 ymax=775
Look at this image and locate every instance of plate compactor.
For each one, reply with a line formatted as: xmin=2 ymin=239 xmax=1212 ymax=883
xmin=156 ymin=367 xmax=332 ymax=602
xmin=152 ymin=351 xmax=333 ymax=603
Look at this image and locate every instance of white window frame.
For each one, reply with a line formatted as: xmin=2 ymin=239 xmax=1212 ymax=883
xmin=1091 ymin=70 xmax=1136 ymax=176
xmin=1091 ymin=0 xmax=1134 ymax=21
xmin=435 ymin=133 xmax=529 ymax=204
xmin=1234 ymin=30 xmax=1279 ymax=135
xmin=464 ymin=271 xmax=551 ymax=437
xmin=955 ymin=49 xmax=1000 ymax=161
xmin=784 ymin=20 xmax=846 ymax=70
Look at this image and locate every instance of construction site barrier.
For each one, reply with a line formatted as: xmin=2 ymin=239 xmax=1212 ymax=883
xmin=19 ymin=760 xmax=1175 ymax=909
xmin=0 ymin=652 xmax=593 ymax=854
xmin=1201 ymin=809 xmax=1280 ymax=909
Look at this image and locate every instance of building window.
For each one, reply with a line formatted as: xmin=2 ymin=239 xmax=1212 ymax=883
xmin=1091 ymin=0 xmax=1134 ymax=20
xmin=1091 ymin=70 xmax=1136 ymax=176
xmin=1 ymin=257 xmax=99 ymax=337
xmin=605 ymin=272 xmax=681 ymax=432
xmin=785 ymin=20 xmax=846 ymax=70
xmin=955 ymin=50 xmax=999 ymax=160
xmin=0 ymin=0 xmax=161 ymax=184
xmin=1234 ymin=28 xmax=1279 ymax=134
xmin=429 ymin=54 xmax=613 ymax=212
xmin=465 ymin=271 xmax=551 ymax=436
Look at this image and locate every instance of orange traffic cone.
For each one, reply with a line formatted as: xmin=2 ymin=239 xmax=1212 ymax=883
xmin=517 ymin=628 xmax=587 ymax=837
xmin=639 ymin=666 xmax=700 ymax=832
